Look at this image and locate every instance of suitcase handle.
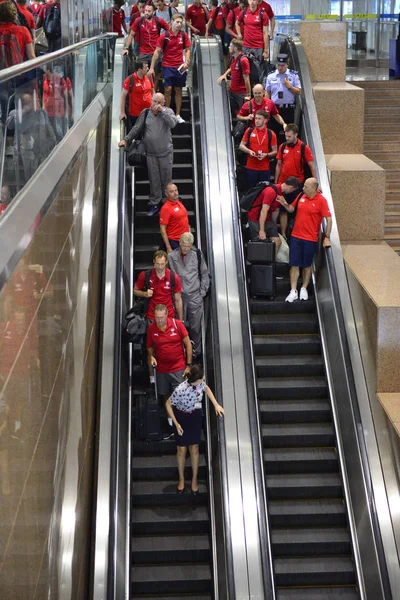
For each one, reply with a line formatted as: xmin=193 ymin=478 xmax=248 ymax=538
xmin=153 ymin=365 xmax=158 ymax=398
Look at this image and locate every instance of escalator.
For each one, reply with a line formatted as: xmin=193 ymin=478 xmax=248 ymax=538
xmin=129 ymin=92 xmax=213 ymax=598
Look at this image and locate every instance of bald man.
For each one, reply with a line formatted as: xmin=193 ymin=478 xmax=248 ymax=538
xmin=237 ymin=83 xmax=286 ymax=130
xmin=277 ymin=178 xmax=332 ymax=302
xmin=119 ymin=93 xmax=178 ymax=216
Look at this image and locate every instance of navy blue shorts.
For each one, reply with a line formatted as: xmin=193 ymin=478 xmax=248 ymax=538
xmin=289 ymin=236 xmax=318 ymax=268
xmin=162 ymin=66 xmax=187 ymax=88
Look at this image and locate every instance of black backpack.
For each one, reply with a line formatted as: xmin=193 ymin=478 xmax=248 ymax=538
xmin=44 ymin=3 xmax=62 ymax=40
xmin=240 ymin=182 xmax=277 ymax=212
xmin=11 ymin=0 xmax=30 ymax=31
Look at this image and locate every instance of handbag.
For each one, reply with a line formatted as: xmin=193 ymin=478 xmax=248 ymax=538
xmin=276 ymin=233 xmax=289 ymax=264
xmin=123 ymin=300 xmax=147 ymax=344
xmin=127 ymin=138 xmax=147 ymax=167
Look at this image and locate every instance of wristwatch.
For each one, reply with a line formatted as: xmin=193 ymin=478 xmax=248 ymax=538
xmin=186 ymin=363 xmax=192 ymax=367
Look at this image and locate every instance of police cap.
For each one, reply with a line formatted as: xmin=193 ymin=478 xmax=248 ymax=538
xmin=276 ymin=54 xmax=288 ymax=64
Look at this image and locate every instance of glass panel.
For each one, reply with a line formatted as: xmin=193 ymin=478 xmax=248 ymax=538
xmin=0 ymin=38 xmax=111 ymax=221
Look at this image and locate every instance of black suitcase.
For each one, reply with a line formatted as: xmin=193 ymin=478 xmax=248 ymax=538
xmin=247 ymin=239 xmax=275 ymax=264
xmin=250 ymin=263 xmax=276 ymax=298
xmin=135 ymin=371 xmax=162 ymax=441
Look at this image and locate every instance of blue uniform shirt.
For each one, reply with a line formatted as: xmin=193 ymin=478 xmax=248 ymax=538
xmin=265 ymin=68 xmax=301 ymax=105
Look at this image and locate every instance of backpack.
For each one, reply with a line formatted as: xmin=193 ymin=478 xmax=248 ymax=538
xmin=0 ymin=30 xmax=24 ymax=70
xmin=211 ymin=5 xmax=226 ymax=31
xmin=162 ymin=29 xmax=185 ymax=50
xmin=232 ymin=98 xmax=253 ymax=146
xmin=240 ymin=182 xmax=277 ymax=212
xmin=11 ymin=0 xmax=30 ymax=30
xmin=44 ymin=3 xmax=62 ymax=40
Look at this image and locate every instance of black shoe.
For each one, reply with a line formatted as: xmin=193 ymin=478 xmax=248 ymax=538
xmin=147 ymin=204 xmax=160 ymax=217
xmin=163 ymin=431 xmax=175 ymax=440
xmin=191 ymin=488 xmax=200 ymax=496
xmin=177 ymin=486 xmax=185 ymax=495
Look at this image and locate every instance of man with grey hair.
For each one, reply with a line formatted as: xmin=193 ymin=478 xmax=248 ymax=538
xmin=168 ymin=232 xmax=210 ymax=359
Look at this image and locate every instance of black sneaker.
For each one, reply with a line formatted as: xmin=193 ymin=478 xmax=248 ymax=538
xmin=147 ymin=204 xmax=160 ymax=217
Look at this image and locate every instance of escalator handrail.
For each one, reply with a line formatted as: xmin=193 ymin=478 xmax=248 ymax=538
xmin=0 ymin=32 xmax=117 ymax=83
xmin=285 ymin=34 xmax=394 ymax=599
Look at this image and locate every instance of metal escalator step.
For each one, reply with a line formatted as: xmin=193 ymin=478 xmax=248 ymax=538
xmin=133 ymin=596 xmax=212 ymax=600
xmin=132 ymin=534 xmax=210 ymax=565
xmin=262 ymin=423 xmax=335 ymax=448
xmin=276 ymin=586 xmax=359 ymax=599
xmin=271 ymin=528 xmax=352 ymax=557
xmin=269 ymin=499 xmax=347 ymax=528
xmin=260 ymin=399 xmax=332 ymax=425
xmin=132 ymin=454 xmax=206 ymax=481
xmin=257 ymin=377 xmax=328 ymax=399
xmin=266 ymin=473 xmax=343 ymax=500
xmin=274 ymin=556 xmax=356 ymax=586
xmin=256 ymin=355 xmax=324 ymax=377
xmin=135 ymin=178 xmax=194 ymax=196
xmin=250 ymin=297 xmax=316 ymax=314
xmin=253 ymin=335 xmax=321 ymax=355
xmin=132 ymin=506 xmax=210 ymax=535
xmin=131 ymin=564 xmax=212 ymax=595
xmin=131 ymin=481 xmax=207 ymax=507
xmin=264 ymin=447 xmax=338 ymax=474
xmin=132 ymin=439 xmax=206 ymax=455
xmin=135 ymin=193 xmax=194 ymax=202
xmin=251 ymin=314 xmax=318 ymax=335
xmin=171 ymin=134 xmax=192 ymax=148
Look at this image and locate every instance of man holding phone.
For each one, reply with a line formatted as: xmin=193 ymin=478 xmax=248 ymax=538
xmin=150 ymin=13 xmax=191 ymax=123
xmin=265 ymin=53 xmax=301 ymax=141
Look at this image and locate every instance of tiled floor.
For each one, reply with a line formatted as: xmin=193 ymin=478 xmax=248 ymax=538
xmin=346 ymin=66 xmax=392 ymax=81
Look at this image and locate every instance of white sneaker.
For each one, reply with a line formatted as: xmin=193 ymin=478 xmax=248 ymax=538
xmin=176 ymin=115 xmax=185 ymax=124
xmin=285 ymin=289 xmax=298 ymax=303
xmin=299 ymin=287 xmax=308 ymax=301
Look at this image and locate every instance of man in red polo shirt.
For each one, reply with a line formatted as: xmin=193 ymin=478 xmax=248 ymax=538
xmin=111 ymin=0 xmax=128 ymax=37
xmin=134 ymin=250 xmax=183 ymax=321
xmin=247 ymin=176 xmax=300 ymax=245
xmin=120 ymin=59 xmax=154 ymax=129
xmin=236 ymin=0 xmax=269 ymax=63
xmin=239 ymin=109 xmax=277 ymax=188
xmin=237 ymin=83 xmax=286 ymax=130
xmin=150 ymin=14 xmax=191 ymax=123
xmin=275 ymin=123 xmax=316 ymax=238
xmin=258 ymin=0 xmax=275 ymax=39
xmin=130 ymin=0 xmax=146 ymax=26
xmin=159 ymin=182 xmax=190 ymax=254
xmin=147 ymin=304 xmax=192 ymax=419
xmin=225 ymin=0 xmax=244 ymax=41
xmin=216 ymin=39 xmax=250 ymax=116
xmin=122 ymin=4 xmax=168 ymax=68
xmin=277 ymin=178 xmax=332 ymax=302
xmin=185 ymin=0 xmax=209 ymax=36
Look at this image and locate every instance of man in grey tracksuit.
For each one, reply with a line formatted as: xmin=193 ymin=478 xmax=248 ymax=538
xmin=168 ymin=232 xmax=210 ymax=359
xmin=120 ymin=92 xmax=178 ymax=216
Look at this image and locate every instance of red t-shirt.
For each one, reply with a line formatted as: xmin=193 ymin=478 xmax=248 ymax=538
xmin=122 ymin=73 xmax=153 ymax=116
xmin=0 ymin=202 xmax=9 ymax=216
xmin=135 ymin=268 xmax=182 ymax=320
xmin=185 ymin=3 xmax=208 ymax=35
xmin=210 ymin=6 xmax=225 ymax=30
xmin=19 ymin=6 xmax=35 ymax=30
xmin=230 ymin=53 xmax=250 ymax=94
xmin=226 ymin=6 xmax=242 ymax=34
xmin=159 ymin=199 xmax=190 ymax=240
xmin=276 ymin=139 xmax=314 ymax=184
xmin=238 ymin=97 xmax=278 ymax=122
xmin=291 ymin=192 xmax=331 ymax=242
xmin=132 ymin=15 xmax=169 ymax=54
xmin=241 ymin=126 xmax=277 ymax=170
xmin=147 ymin=317 xmax=188 ymax=373
xmin=38 ymin=1 xmax=58 ymax=22
xmin=260 ymin=1 xmax=274 ymax=19
xmin=112 ymin=7 xmax=126 ymax=35
xmin=43 ymin=74 xmax=71 ymax=117
xmin=237 ymin=6 xmax=269 ymax=48
xmin=30 ymin=2 xmax=43 ymax=16
xmin=0 ymin=23 xmax=33 ymax=60
xmin=248 ymin=183 xmax=281 ymax=222
xmin=157 ymin=30 xmax=191 ymax=68
xmin=130 ymin=4 xmax=145 ymax=25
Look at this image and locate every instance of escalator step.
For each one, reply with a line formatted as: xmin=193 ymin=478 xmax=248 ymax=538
xmin=257 ymin=377 xmax=328 ymax=399
xmin=132 ymin=506 xmax=210 ymax=535
xmin=132 ymin=481 xmax=207 ymax=506
xmin=251 ymin=314 xmax=318 ymax=335
xmin=131 ymin=564 xmax=212 ymax=595
xmin=250 ymin=298 xmax=316 ymax=314
xmin=271 ymin=528 xmax=352 ymax=557
xmin=136 ymin=178 xmax=194 ymax=196
xmin=132 ymin=440 xmax=205 ymax=455
xmin=132 ymin=596 xmax=212 ymax=600
xmin=260 ymin=399 xmax=331 ymax=424
xmin=276 ymin=586 xmax=359 ymax=599
xmin=269 ymin=499 xmax=347 ymax=528
xmin=266 ymin=473 xmax=343 ymax=500
xmin=131 ymin=534 xmax=210 ymax=565
xmin=171 ymin=134 xmax=192 ymax=148
xmin=132 ymin=453 xmax=206 ymax=481
xmin=253 ymin=335 xmax=321 ymax=355
xmin=264 ymin=447 xmax=338 ymax=474
xmin=255 ymin=355 xmax=324 ymax=377
xmin=262 ymin=422 xmax=335 ymax=448
xmin=274 ymin=556 xmax=356 ymax=586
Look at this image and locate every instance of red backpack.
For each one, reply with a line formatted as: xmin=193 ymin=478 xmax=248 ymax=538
xmin=0 ymin=29 xmax=24 ymax=70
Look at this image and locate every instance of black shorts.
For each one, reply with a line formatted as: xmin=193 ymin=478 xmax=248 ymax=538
xmin=229 ymin=91 xmax=246 ymax=115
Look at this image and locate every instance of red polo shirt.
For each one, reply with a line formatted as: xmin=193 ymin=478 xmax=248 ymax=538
xmin=135 ymin=268 xmax=182 ymax=320
xmin=238 ymin=97 xmax=279 ymax=122
xmin=248 ymin=184 xmax=281 ymax=222
xmin=227 ymin=6 xmax=243 ymax=34
xmin=276 ymin=139 xmax=314 ymax=184
xmin=0 ymin=23 xmax=32 ymax=59
xmin=159 ymin=199 xmax=190 ymax=240
xmin=132 ymin=15 xmax=169 ymax=54
xmin=237 ymin=6 xmax=269 ymax=48
xmin=146 ymin=317 xmax=188 ymax=373
xmin=19 ymin=6 xmax=35 ymax=30
xmin=230 ymin=53 xmax=250 ymax=94
xmin=122 ymin=73 xmax=153 ymax=117
xmin=209 ymin=6 xmax=225 ymax=29
xmin=241 ymin=126 xmax=277 ymax=170
xmin=112 ymin=7 xmax=126 ymax=35
xmin=260 ymin=1 xmax=274 ymax=18
xmin=157 ymin=30 xmax=191 ymax=68
xmin=291 ymin=192 xmax=331 ymax=242
xmin=185 ymin=3 xmax=208 ymax=35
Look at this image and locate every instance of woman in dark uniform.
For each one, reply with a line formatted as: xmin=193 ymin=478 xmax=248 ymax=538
xmin=166 ymin=365 xmax=224 ymax=495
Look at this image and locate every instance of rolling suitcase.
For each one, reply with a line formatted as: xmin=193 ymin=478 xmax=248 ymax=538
xmin=250 ymin=263 xmax=276 ymax=299
xmin=135 ymin=368 xmax=162 ymax=442
xmin=247 ymin=239 xmax=275 ymax=264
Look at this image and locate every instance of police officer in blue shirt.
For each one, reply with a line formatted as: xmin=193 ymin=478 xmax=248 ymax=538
xmin=265 ymin=53 xmax=301 ymax=141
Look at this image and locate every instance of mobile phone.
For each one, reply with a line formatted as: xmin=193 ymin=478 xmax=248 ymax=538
xmin=178 ymin=63 xmax=186 ymax=74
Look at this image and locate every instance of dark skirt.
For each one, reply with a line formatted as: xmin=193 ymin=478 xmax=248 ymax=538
xmin=172 ymin=407 xmax=203 ymax=447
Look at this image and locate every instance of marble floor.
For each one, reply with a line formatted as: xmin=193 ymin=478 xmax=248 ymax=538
xmin=346 ymin=66 xmax=392 ymax=81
